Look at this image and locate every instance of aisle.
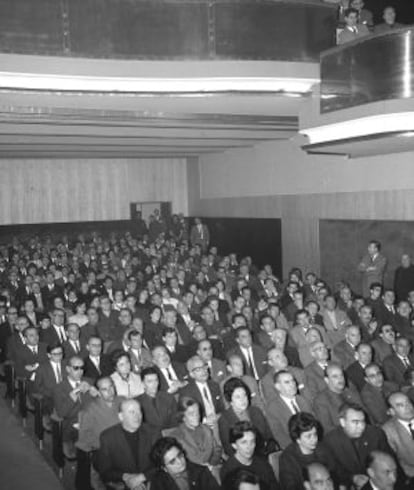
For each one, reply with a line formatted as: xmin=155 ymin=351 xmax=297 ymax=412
xmin=0 ymin=396 xmax=64 ymax=490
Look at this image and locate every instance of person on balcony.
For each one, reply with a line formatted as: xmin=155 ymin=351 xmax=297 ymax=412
xmin=338 ymin=8 xmax=370 ymax=45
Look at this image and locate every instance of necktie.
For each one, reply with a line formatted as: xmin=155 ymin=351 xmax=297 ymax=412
xmin=56 ymin=364 xmax=62 ymax=383
xmin=31 ymin=346 xmax=37 ymax=355
xmin=409 ymin=421 xmax=414 ymax=439
xmin=403 ymin=357 xmax=411 ymax=368
xmin=74 ymin=341 xmax=80 ymax=353
xmin=167 ymin=366 xmax=174 ymax=381
xmin=291 ymin=399 xmax=300 ymax=414
xmin=247 ymin=349 xmax=258 ymax=380
xmin=202 ymin=386 xmax=212 ymax=407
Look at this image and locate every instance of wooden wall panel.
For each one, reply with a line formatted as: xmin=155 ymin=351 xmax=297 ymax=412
xmin=0 ymin=158 xmax=187 ymax=225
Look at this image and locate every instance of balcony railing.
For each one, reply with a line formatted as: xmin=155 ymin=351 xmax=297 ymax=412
xmin=0 ymin=0 xmax=336 ymax=61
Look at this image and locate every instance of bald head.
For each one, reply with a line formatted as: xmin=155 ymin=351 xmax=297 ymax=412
xmin=304 ymin=463 xmax=334 ymax=490
xmin=119 ymin=399 xmax=142 ymax=432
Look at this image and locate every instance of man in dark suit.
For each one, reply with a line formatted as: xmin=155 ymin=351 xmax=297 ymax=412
xmin=304 ymin=341 xmax=330 ymax=401
xmin=15 ymin=326 xmax=48 ymax=383
xmin=382 ymin=392 xmax=414 ymax=482
xmin=136 ymin=366 xmax=178 ymax=431
xmin=180 ymin=355 xmax=225 ymax=423
xmin=62 ymin=322 xmax=87 ymax=360
xmin=313 ymin=363 xmax=364 ymax=434
xmin=375 ymin=290 xmax=398 ymax=329
xmin=190 ymin=218 xmax=210 ymax=252
xmin=227 ymin=326 xmax=268 ymax=381
xmin=41 ymin=271 xmax=64 ymax=310
xmin=80 ymin=306 xmax=100 ymax=343
xmin=322 ymin=403 xmax=393 ymax=489
xmin=6 ymin=314 xmax=29 ymax=363
xmin=266 ymin=370 xmax=313 ymax=449
xmin=394 ymin=301 xmax=414 ymax=344
xmin=151 ymin=345 xmax=188 ymax=394
xmin=360 ymin=363 xmax=398 ymax=426
xmin=383 ymin=337 xmax=414 ymax=387
xmin=362 ymin=451 xmax=398 ymax=490
xmin=0 ymin=305 xmax=18 ymax=363
xmin=332 ymin=325 xmax=361 ymax=370
xmin=371 ymin=325 xmax=396 ymax=366
xmin=394 ymin=254 xmax=414 ymax=303
xmin=41 ymin=308 xmax=67 ymax=347
xmin=53 ymin=355 xmax=96 ymax=459
xmin=97 ymin=399 xmax=160 ymax=487
xmin=346 ymin=342 xmax=373 ymax=392
xmin=83 ymin=335 xmax=113 ymax=383
xmin=34 ymin=343 xmax=65 ymax=420
xmin=196 ymin=339 xmax=226 ymax=385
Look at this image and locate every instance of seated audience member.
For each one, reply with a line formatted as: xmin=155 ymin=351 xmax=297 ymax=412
xmin=221 ymin=353 xmax=265 ymax=411
xmin=80 ymin=307 xmax=99 ymax=343
xmin=289 ymin=310 xmax=329 ymax=367
xmin=0 ymin=305 xmax=18 ymax=363
xmin=54 ymin=355 xmax=97 ymax=459
xmin=6 ymin=314 xmax=29 ymax=363
xmin=261 ymin=325 xmax=302 ymax=368
xmin=266 ymin=370 xmax=313 ymax=449
xmin=76 ymin=376 xmax=124 ymax=487
xmin=256 ymin=314 xmax=279 ymax=350
xmin=68 ymin=300 xmax=88 ymax=328
xmin=313 ymin=363 xmax=364 ymax=434
xmin=357 ymin=305 xmax=378 ymax=342
xmin=219 ymin=377 xmax=277 ymax=458
xmin=322 ymin=403 xmax=392 ymax=489
xmin=228 ymin=326 xmax=268 ymax=381
xmin=374 ymin=6 xmax=403 ymax=34
xmin=346 ymin=342 xmax=373 ymax=391
xmin=332 ymin=324 xmax=361 ymax=369
xmin=127 ymin=328 xmax=152 ymax=373
xmin=149 ymin=436 xmax=220 ymax=490
xmin=169 ymin=396 xmax=222 ymax=469
xmin=376 ymin=290 xmax=398 ymax=329
xmin=188 ymin=324 xmax=224 ymax=360
xmin=304 ymin=341 xmax=330 ymax=401
xmin=361 ymin=363 xmax=398 ymax=426
xmin=383 ymin=337 xmax=414 ymax=388
xmin=41 ymin=308 xmax=67 ymax=346
xmin=63 ymin=323 xmax=86 ymax=359
xmin=161 ymin=326 xmax=190 ymax=364
xmin=371 ymin=325 xmax=396 ymax=366
xmin=83 ymin=335 xmax=112 ymax=382
xmin=180 ymin=355 xmax=224 ymax=430
xmin=305 ymin=300 xmax=325 ymax=327
xmin=33 ymin=343 xmax=65 ymax=427
xmin=364 ymin=451 xmax=399 ymax=490
xmin=261 ymin=347 xmax=306 ymax=403
xmin=106 ymin=326 xmax=131 ymax=356
xmin=196 ymin=338 xmax=226 ymax=385
xmin=97 ymin=399 xmax=160 ymax=487
xmin=110 ymin=351 xmax=144 ymax=399
xmin=303 ymin=462 xmax=334 ymax=490
xmin=321 ymin=295 xmax=351 ymax=346
xmin=394 ymin=301 xmax=414 ymax=344
xmin=222 ymin=313 xmax=248 ymax=353
xmin=136 ymin=366 xmax=178 ymax=431
xmin=279 ymin=412 xmax=334 ymax=490
xmin=96 ymin=295 xmax=121 ymax=349
xmin=267 ymin=302 xmax=290 ymax=331
xmin=382 ymin=392 xmax=414 ymax=482
xmin=220 ymin=421 xmax=280 ymax=490
xmin=404 ymin=368 xmax=414 ymax=404
xmin=151 ymin=345 xmax=188 ymax=394
xmin=221 ymin=468 xmax=263 ymax=490
xmin=15 ymin=325 xmax=48 ymax=383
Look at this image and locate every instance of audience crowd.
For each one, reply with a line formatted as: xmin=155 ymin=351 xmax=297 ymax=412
xmin=1 ymin=213 xmax=414 ymax=490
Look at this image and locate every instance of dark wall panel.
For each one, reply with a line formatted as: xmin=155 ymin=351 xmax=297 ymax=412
xmin=197 ymin=217 xmax=282 ymax=278
xmin=320 ymin=219 xmax=414 ymax=295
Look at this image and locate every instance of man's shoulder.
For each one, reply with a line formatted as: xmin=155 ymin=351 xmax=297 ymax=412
xmin=101 ymin=422 xmax=122 ymax=440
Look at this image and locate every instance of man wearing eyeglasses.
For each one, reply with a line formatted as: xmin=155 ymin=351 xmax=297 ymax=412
xmin=53 ymin=355 xmax=98 ymax=459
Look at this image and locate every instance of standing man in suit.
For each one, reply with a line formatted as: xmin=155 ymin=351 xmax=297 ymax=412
xmin=97 ymin=399 xmax=159 ymax=487
xmin=190 ymin=218 xmax=210 ymax=252
xmin=15 ymin=325 xmax=48 ymax=380
xmin=228 ymin=326 xmax=268 ymax=381
xmin=382 ymin=392 xmax=414 ymax=482
xmin=83 ymin=335 xmax=113 ymax=383
xmin=266 ymin=370 xmax=313 ymax=449
xmin=3 ymin=308 xmax=23 ymax=363
xmin=358 ymin=240 xmax=387 ymax=299
xmin=383 ymin=337 xmax=414 ymax=387
xmin=363 ymin=451 xmax=398 ymax=490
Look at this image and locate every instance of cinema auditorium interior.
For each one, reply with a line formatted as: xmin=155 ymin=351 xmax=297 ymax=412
xmin=2 ymin=1 xmax=414 ymax=489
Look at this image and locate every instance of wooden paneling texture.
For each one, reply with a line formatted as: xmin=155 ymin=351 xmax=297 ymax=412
xmin=0 ymin=158 xmax=187 ymax=225
xmin=190 ymin=188 xmax=414 ymax=280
